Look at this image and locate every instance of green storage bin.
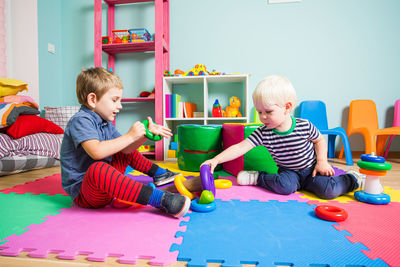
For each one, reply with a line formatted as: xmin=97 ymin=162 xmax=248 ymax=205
xmin=177 ymin=124 xmax=222 ymax=172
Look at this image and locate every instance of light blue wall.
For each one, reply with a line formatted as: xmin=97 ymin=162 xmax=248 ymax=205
xmin=38 ymin=0 xmax=63 ymax=107
xmin=37 ymin=0 xmax=400 ymax=151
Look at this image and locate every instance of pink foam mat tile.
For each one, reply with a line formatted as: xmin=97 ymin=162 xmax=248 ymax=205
xmin=0 ymin=205 xmax=188 ymax=265
xmin=215 ymin=176 xmax=307 ymax=202
xmin=308 ymin=200 xmax=400 ymax=266
xmin=0 ymin=173 xmax=67 ymax=196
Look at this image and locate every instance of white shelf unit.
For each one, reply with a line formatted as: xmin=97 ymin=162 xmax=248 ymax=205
xmin=162 ymin=74 xmax=249 ymax=161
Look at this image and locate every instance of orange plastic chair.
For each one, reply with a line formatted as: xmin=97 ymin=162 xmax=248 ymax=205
xmin=384 ymin=99 xmax=400 ymax=158
xmin=339 ymin=99 xmax=400 ymax=158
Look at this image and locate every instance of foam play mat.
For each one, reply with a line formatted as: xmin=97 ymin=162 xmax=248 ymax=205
xmin=172 ymin=199 xmax=387 ymax=266
xmin=0 ymin=164 xmax=399 ymax=266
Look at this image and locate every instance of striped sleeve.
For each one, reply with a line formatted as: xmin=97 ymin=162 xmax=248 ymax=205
xmin=307 ymin=121 xmax=321 ymax=141
xmin=246 ymin=126 xmax=265 ymax=147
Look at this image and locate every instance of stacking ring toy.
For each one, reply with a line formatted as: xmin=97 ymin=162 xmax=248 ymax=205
xmin=315 ymin=205 xmax=348 ymax=222
xmin=190 ymin=198 xmax=216 ymax=213
xmin=357 ymin=161 xmax=392 ymax=171
xmin=359 ymin=169 xmax=387 ymax=176
xmin=174 ymin=175 xmax=195 ymax=200
xmin=200 ymin=165 xmax=216 ymax=196
xmin=215 ymin=179 xmax=232 ymax=189
xmin=360 ymin=154 xmax=385 ymax=163
xmin=141 ymin=119 xmax=163 ymax=141
xmin=355 ymin=190 xmax=391 ymax=205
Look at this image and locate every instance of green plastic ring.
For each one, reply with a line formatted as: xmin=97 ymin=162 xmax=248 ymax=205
xmin=141 ymin=120 xmax=163 ymax=141
xmin=357 ymin=160 xmax=392 ymax=171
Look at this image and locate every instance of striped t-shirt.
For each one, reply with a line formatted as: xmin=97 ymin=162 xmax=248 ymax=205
xmin=246 ymin=117 xmax=321 ymax=171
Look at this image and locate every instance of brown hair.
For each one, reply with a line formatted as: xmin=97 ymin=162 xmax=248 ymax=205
xmin=76 ymin=67 xmax=123 ymax=108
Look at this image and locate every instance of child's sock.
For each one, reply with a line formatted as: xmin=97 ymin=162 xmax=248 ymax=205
xmin=147 ymin=188 xmax=165 ymax=208
xmin=154 ymin=166 xmax=167 ymax=177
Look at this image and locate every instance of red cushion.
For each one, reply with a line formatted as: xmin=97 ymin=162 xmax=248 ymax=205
xmin=6 ymin=115 xmax=64 ymax=139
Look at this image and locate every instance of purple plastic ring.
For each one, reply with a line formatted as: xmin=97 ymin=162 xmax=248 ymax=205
xmin=200 ymin=164 xmax=216 ymax=196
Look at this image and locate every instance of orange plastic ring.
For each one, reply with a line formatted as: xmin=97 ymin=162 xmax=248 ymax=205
xmin=315 ymin=205 xmax=348 ymax=222
xmin=359 ymin=168 xmax=387 ymax=176
xmin=174 ymin=175 xmax=196 ymax=200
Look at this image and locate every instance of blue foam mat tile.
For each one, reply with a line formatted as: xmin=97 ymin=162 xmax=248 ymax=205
xmin=171 ymin=199 xmax=388 ymax=267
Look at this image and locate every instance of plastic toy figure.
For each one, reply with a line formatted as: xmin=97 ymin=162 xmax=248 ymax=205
xmin=223 ymin=96 xmax=242 ymax=117
xmin=184 ymin=64 xmax=209 ymax=76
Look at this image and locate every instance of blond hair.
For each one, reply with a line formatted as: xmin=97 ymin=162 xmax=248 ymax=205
xmin=76 ymin=67 xmax=123 ymax=108
xmin=252 ymin=75 xmax=297 ymax=112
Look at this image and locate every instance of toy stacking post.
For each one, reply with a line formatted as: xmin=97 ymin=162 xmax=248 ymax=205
xmin=354 ymin=153 xmax=392 ymax=205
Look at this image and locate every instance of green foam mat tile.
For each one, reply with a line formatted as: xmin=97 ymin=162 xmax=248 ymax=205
xmin=0 ymin=193 xmax=73 ymax=245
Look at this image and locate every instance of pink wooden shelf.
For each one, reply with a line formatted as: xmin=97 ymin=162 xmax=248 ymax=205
xmin=94 ymin=0 xmax=169 ymax=161
xmin=140 ymin=151 xmax=155 ymax=156
xmin=121 ymin=97 xmax=155 ymax=103
xmin=102 ymin=42 xmax=155 ymax=54
xmin=104 ymin=0 xmax=154 ymax=5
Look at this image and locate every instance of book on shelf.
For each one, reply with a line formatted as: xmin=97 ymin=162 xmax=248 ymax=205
xmin=175 ymin=94 xmax=181 ymax=118
xmin=165 ymin=94 xmax=171 ymax=118
xmin=164 ymin=93 xmax=197 ymax=118
xmin=183 ymin=102 xmax=197 ymax=118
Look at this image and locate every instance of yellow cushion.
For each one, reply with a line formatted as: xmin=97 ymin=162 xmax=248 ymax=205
xmin=0 ymin=78 xmax=28 ymax=97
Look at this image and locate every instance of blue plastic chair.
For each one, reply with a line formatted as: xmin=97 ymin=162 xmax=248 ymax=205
xmin=298 ymin=100 xmax=353 ymax=166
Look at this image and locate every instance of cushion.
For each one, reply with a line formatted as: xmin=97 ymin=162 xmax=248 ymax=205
xmin=0 ymin=133 xmax=18 ymax=158
xmin=16 ymin=132 xmax=63 ymax=159
xmin=6 ymin=115 xmax=64 ymax=139
xmin=0 ymin=78 xmax=28 ymax=97
xmin=0 ymin=103 xmax=40 ymax=128
xmin=0 ymin=132 xmax=62 ymax=160
xmin=0 ymin=154 xmax=60 ymax=176
xmin=45 ymin=106 xmax=80 ymax=130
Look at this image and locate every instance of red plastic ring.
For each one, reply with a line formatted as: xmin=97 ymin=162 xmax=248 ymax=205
xmin=315 ymin=205 xmax=348 ymax=222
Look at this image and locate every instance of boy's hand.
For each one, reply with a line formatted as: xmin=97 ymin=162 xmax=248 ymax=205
xmin=128 ymin=121 xmax=146 ymax=140
xmin=201 ymin=159 xmax=219 ymax=174
xmin=313 ymin=160 xmax=335 ymax=177
xmin=147 ymin=117 xmax=173 ymax=138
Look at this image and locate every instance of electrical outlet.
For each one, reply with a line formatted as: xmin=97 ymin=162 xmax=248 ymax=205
xmin=48 ymin=43 xmax=56 ymax=54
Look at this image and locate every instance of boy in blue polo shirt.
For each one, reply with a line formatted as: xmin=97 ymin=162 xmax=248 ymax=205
xmin=60 ymin=67 xmax=190 ymax=217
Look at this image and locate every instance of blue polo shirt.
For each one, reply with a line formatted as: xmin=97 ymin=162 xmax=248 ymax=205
xmin=60 ymin=106 xmax=121 ymax=200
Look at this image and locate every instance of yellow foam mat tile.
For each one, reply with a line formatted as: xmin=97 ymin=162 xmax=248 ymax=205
xmin=298 ymin=186 xmax=400 ymax=203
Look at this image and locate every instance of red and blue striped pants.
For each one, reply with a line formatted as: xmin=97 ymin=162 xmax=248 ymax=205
xmin=74 ymin=150 xmax=155 ymax=208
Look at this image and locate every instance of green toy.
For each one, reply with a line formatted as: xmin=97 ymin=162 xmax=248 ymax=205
xmin=142 ymin=119 xmax=163 ymax=141
xmin=178 ymin=125 xmax=222 ymax=172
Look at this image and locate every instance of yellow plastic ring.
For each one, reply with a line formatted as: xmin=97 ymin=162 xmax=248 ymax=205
xmin=174 ymin=175 xmax=195 ymax=200
xmin=215 ymin=179 xmax=232 ymax=189
xmin=359 ymin=168 xmax=387 ymax=176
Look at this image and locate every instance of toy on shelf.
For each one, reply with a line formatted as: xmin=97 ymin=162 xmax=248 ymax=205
xmin=164 ymin=70 xmax=174 ymax=77
xmin=137 ymin=145 xmax=155 ymax=153
xmin=212 ymin=99 xmax=223 ymax=117
xmin=128 ymin=28 xmax=151 ymax=42
xmin=112 ymin=29 xmax=130 ymax=43
xmin=209 ymin=69 xmax=221 ymax=75
xmin=139 ymin=88 xmax=155 ymax=98
xmin=102 ymin=36 xmax=112 ymax=44
xmin=354 ymin=153 xmax=392 ymax=205
xmin=223 ymin=96 xmax=242 ymax=117
xmin=184 ymin=64 xmax=209 ymax=76
xmin=174 ymin=69 xmax=185 ymax=76
xmin=110 ymin=29 xmax=151 ymax=44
